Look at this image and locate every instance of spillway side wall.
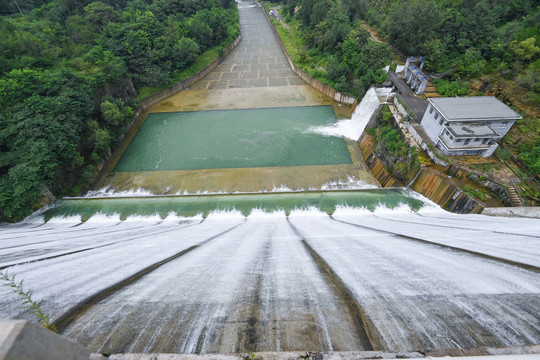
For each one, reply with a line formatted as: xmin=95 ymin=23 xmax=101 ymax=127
xmin=261 ymin=7 xmax=358 ymax=105
xmin=359 ymin=133 xmax=483 ymax=214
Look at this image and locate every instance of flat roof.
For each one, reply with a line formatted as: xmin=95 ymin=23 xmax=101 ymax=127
xmin=446 ymin=123 xmax=496 ymax=138
xmin=429 ymin=96 xmax=522 ymax=121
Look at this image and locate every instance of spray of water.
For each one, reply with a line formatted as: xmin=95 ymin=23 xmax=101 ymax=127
xmin=309 ymin=88 xmax=393 ymax=140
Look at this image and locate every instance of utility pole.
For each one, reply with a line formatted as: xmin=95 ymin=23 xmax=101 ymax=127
xmin=13 ymin=0 xmax=24 ymax=17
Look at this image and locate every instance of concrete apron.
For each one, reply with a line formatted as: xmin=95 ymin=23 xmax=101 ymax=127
xmin=2 ymin=320 xmax=539 ymax=359
xmin=96 ymin=0 xmax=379 ymax=195
xmin=109 ymin=351 xmax=540 ymax=360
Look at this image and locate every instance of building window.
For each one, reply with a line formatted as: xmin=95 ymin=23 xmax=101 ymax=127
xmin=482 ymin=138 xmax=489 ymax=145
xmin=429 ymin=106 xmax=434 ymax=115
xmin=464 ymin=138 xmax=471 ymax=145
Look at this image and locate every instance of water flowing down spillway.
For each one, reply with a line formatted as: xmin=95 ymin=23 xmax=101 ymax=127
xmin=311 ymin=88 xmax=392 ymax=140
xmin=1 ymin=190 xmax=540 ymax=354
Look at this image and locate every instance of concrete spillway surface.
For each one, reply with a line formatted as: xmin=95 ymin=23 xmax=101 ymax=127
xmin=1 ymin=193 xmax=540 ymax=354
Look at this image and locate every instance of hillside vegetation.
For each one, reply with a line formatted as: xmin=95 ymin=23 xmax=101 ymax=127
xmin=273 ymin=0 xmax=539 ymax=175
xmin=0 ymin=0 xmax=239 ymax=222
xmin=356 ymin=0 xmax=540 ymax=175
xmin=267 ymin=0 xmax=393 ymax=96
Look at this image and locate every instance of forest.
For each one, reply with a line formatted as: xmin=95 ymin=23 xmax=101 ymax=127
xmin=0 ymin=0 xmax=239 ymax=221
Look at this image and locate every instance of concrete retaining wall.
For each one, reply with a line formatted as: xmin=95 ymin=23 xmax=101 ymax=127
xmin=410 ymin=169 xmax=484 ymax=214
xmin=358 ymin=134 xmax=404 ymax=187
xmin=260 ymin=7 xmax=357 ymax=105
xmin=0 ymin=320 xmax=104 ymax=360
xmin=358 ymin=133 xmax=482 ymax=213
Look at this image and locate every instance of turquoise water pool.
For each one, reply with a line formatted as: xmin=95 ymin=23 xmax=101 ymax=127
xmin=113 ymin=106 xmax=352 ymax=171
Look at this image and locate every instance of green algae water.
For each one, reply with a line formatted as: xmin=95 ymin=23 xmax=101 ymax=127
xmin=43 ymin=189 xmax=425 ymax=221
xmin=113 ymin=106 xmax=352 ymax=172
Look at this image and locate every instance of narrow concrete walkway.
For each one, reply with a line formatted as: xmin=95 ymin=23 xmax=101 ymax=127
xmin=388 ymin=71 xmax=428 ymax=122
xmin=146 ymin=0 xmax=344 ymax=113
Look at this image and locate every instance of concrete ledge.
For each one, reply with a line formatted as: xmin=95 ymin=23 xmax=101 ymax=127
xmin=0 ymin=319 xmax=104 ymax=360
xmin=482 ymin=207 xmax=540 ymax=219
xmin=108 ymin=347 xmax=540 ymax=360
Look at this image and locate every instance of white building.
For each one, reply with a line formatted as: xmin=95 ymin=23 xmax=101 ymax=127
xmin=420 ymin=97 xmax=522 ymax=157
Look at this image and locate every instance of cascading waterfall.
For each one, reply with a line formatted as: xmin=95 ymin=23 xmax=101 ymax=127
xmin=1 ymin=193 xmax=540 ymax=355
xmin=310 ymin=87 xmax=393 ymax=140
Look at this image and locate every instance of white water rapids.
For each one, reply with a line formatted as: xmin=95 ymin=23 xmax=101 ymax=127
xmin=1 ymin=206 xmax=539 ymax=354
xmin=311 ymin=87 xmax=392 ymax=140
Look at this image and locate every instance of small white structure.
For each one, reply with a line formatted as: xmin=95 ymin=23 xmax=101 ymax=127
xmin=420 ymin=97 xmax=522 ymax=157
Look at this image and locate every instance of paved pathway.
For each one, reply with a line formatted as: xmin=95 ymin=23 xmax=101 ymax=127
xmin=388 ymin=71 xmax=428 ymax=122
xmin=190 ymin=0 xmax=303 ymax=90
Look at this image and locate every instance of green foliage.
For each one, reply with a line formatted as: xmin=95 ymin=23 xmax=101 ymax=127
xmin=1 ymin=271 xmax=56 ymax=331
xmin=511 ymin=37 xmax=540 ymax=62
xmin=362 ymin=0 xmax=540 ymax=102
xmin=433 ymin=79 xmax=469 ymax=97
xmin=368 ymin=105 xmax=421 ymax=181
xmin=173 ymin=37 xmax=200 ymax=68
xmin=0 ymin=0 xmax=239 ymax=221
xmin=279 ymin=0 xmax=392 ymax=96
xmin=463 ymin=184 xmax=486 ymax=202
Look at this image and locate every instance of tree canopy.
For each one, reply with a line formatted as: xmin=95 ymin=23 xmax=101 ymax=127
xmin=0 ymin=0 xmax=239 ymax=221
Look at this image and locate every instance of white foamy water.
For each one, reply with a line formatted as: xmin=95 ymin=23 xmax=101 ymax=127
xmin=82 ymin=186 xmax=155 ymax=198
xmin=1 ymin=207 xmax=539 ymax=353
xmin=320 ymin=175 xmax=378 ymax=190
xmin=310 ymin=88 xmax=392 ymax=140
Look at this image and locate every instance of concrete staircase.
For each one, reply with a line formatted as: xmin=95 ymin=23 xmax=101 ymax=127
xmin=507 ymin=184 xmax=524 ymax=207
xmin=423 ymin=82 xmax=442 ymax=98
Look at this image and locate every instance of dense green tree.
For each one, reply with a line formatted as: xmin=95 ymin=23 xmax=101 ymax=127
xmin=172 ymin=37 xmax=200 ymax=68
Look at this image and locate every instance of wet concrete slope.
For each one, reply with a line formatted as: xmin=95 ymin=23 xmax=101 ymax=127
xmin=1 ymin=210 xmax=539 ymax=354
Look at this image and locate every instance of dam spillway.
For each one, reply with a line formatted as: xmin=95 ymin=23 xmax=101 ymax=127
xmin=96 ymin=0 xmax=380 ymax=196
xmin=1 ymin=0 xmax=540 ymax=357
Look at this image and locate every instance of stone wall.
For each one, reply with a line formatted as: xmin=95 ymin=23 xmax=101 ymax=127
xmin=260 ymin=7 xmax=358 ymax=105
xmin=410 ymin=169 xmax=484 ymax=214
xmin=358 ymin=133 xmax=483 ymax=213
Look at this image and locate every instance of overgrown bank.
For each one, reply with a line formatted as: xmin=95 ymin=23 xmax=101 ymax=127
xmin=263 ymin=0 xmax=392 ymax=98
xmin=0 ymin=0 xmax=239 ymax=222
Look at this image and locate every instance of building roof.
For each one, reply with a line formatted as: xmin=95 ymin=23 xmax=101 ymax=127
xmin=429 ymin=96 xmax=522 ymax=121
xmin=446 ymin=123 xmax=496 ymax=138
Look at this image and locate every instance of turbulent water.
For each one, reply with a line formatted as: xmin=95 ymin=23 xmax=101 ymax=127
xmin=1 ymin=192 xmax=540 ymax=354
xmin=311 ymin=88 xmax=392 ymax=140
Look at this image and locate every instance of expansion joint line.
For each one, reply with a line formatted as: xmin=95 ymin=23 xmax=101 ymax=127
xmin=0 ymin=220 xmax=205 ymax=270
xmin=286 ymin=218 xmax=382 ymax=351
xmin=53 ymin=220 xmax=245 ymax=332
